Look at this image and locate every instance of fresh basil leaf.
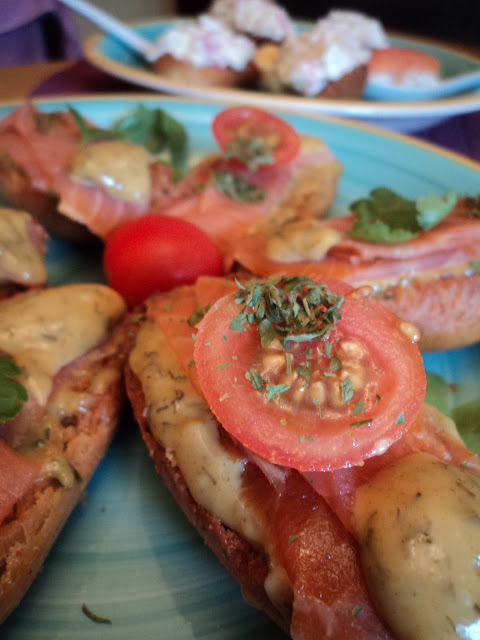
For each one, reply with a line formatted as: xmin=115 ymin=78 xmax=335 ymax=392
xmin=425 ymin=371 xmax=453 ymax=417
xmin=68 ymin=106 xmax=120 ymax=144
xmin=415 ymin=190 xmax=457 ymax=229
xmin=349 ymin=187 xmax=457 ymax=244
xmin=452 ymin=400 xmax=480 ymax=458
xmin=69 ymin=104 xmax=188 ymax=170
xmin=111 ymin=104 xmax=188 ymax=168
xmin=0 ymin=356 xmax=27 ymax=422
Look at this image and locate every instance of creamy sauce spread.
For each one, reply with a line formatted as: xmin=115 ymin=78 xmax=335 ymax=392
xmin=266 ymin=219 xmax=342 ymax=261
xmin=0 ymin=207 xmax=47 ymax=285
xmin=129 ymin=320 xmax=266 ymax=547
xmin=70 ymin=140 xmax=151 ymax=205
xmin=149 ymin=15 xmax=256 ymax=70
xmin=0 ymin=284 xmax=126 ymax=406
xmin=209 ymin=0 xmax=294 ymax=42
xmin=354 ymin=452 xmax=480 ymax=639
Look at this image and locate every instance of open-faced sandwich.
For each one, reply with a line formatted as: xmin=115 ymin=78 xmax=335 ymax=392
xmin=0 ymin=283 xmax=127 ymax=623
xmin=0 ymin=103 xmax=341 ymax=262
xmin=233 ymin=188 xmax=480 ymax=351
xmin=0 ymin=102 xmax=189 ymax=242
xmin=124 ymin=273 xmax=480 ymax=639
xmin=151 ymin=105 xmax=342 ymax=269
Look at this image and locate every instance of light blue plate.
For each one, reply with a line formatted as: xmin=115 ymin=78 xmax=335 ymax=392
xmin=83 ymin=19 xmax=480 ymax=132
xmin=1 ymin=96 xmax=480 ymax=639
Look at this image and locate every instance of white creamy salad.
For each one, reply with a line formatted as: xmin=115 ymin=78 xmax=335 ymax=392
xmin=149 ymin=15 xmax=256 ymax=70
xmin=209 ymin=0 xmax=294 ymax=42
xmin=273 ymin=10 xmax=389 ymax=96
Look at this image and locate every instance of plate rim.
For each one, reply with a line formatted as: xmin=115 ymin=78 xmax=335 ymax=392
xmin=82 ymin=17 xmax=480 ymax=120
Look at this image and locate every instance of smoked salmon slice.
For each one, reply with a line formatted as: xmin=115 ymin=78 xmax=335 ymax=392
xmin=368 ymin=46 xmax=440 ymax=87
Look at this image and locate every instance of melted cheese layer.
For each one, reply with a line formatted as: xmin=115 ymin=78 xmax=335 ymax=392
xmin=355 ymin=452 xmax=480 ymax=639
xmin=0 ymin=284 xmax=126 ymax=405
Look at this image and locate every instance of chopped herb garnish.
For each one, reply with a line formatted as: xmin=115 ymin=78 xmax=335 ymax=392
xmin=349 ymin=187 xmax=457 ymax=243
xmin=187 ymin=303 xmax=210 ymax=326
xmin=230 ymin=275 xmax=344 ymax=348
xmin=0 ymin=356 xmax=28 ymax=422
xmin=217 ymin=362 xmax=230 ymax=370
xmin=187 ymin=360 xmax=195 ymax=368
xmin=352 ymin=604 xmax=363 ymax=617
xmin=225 ymin=135 xmax=274 ymax=170
xmin=469 ymin=259 xmax=480 ymax=273
xmin=266 ymin=384 xmax=290 ymax=401
xmin=296 ymin=363 xmax=311 ymax=385
xmin=288 ymin=534 xmax=299 ymax=544
xmin=81 ymin=604 xmax=112 ymax=625
xmin=214 ymin=169 xmax=266 ymax=202
xmin=340 ymin=377 xmax=354 ymax=403
xmin=394 ymin=411 xmax=405 ymax=425
xmin=285 ymin=352 xmax=293 ymax=375
xmin=328 ymin=355 xmax=342 ymax=372
xmin=219 ymin=393 xmax=230 ymax=402
xmin=299 ymin=435 xmax=314 ymax=444
xmin=246 ymin=369 xmax=267 ymax=391
xmin=350 ymin=419 xmax=372 ymax=427
xmin=353 ymin=400 xmax=365 ymax=416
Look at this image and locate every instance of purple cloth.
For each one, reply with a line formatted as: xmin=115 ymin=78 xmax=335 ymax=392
xmin=417 ymin=111 xmax=480 ymax=163
xmin=0 ymin=1 xmax=82 ymax=66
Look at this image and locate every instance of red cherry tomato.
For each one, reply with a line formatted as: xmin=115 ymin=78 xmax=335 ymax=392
xmin=212 ymin=106 xmax=301 ymax=170
xmin=103 ymin=215 xmax=224 ymax=307
xmin=194 ymin=277 xmax=426 ymax=472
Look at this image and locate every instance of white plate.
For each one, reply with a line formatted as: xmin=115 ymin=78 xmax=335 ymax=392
xmin=1 ymin=95 xmax=480 ymax=639
xmin=83 ymin=18 xmax=480 ymax=133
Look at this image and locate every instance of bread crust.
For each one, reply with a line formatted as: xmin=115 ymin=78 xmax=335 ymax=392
xmin=124 ymin=354 xmax=292 ymax=634
xmin=151 ymin=54 xmax=259 ymax=89
xmin=0 ymin=319 xmax=128 ymax=623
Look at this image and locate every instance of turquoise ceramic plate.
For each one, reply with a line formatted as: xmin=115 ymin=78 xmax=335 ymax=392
xmin=83 ymin=18 xmax=480 ymax=132
xmin=1 ymin=96 xmax=480 ymax=639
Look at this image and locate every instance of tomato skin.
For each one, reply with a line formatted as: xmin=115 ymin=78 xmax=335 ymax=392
xmin=194 ymin=278 xmax=426 ymax=472
xmin=212 ymin=106 xmax=301 ymax=169
xmin=103 ymin=215 xmax=224 ymax=307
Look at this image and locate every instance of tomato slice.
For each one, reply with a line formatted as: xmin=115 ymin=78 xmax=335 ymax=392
xmin=194 ymin=276 xmax=426 ymax=472
xmin=212 ymin=106 xmax=301 ymax=170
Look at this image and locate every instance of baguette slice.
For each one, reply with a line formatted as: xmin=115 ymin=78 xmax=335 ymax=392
xmin=124 ymin=278 xmax=480 ymax=639
xmin=123 ymin=285 xmax=394 ymax=639
xmin=0 ymin=283 xmax=128 ymax=623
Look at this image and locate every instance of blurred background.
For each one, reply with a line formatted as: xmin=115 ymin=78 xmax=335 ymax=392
xmin=1 ymin=0 xmax=478 ymax=68
xmin=176 ymin=0 xmax=480 ymax=46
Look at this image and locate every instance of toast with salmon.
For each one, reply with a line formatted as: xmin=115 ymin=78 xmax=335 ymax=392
xmin=0 ymin=103 xmax=341 ymax=260
xmin=233 ymin=190 xmax=480 ymax=351
xmin=0 ymin=283 xmax=127 ymax=623
xmin=0 ymin=102 xmax=188 ymax=242
xmin=124 ymin=274 xmax=480 ymax=639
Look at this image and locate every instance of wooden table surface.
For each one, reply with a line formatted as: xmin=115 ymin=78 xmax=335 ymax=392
xmin=0 ymin=36 xmax=479 ymax=102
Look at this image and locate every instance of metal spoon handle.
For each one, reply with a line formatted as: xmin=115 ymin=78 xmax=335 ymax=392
xmin=58 ymin=0 xmax=154 ymax=58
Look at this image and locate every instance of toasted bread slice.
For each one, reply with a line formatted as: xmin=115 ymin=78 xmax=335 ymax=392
xmin=0 ymin=284 xmax=127 ymax=623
